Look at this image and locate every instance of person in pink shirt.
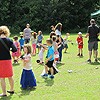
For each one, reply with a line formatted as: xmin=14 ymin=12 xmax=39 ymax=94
xmin=12 ymin=36 xmax=21 ymax=64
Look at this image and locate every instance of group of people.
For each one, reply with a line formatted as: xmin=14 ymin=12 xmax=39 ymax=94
xmin=0 ymin=19 xmax=99 ymax=97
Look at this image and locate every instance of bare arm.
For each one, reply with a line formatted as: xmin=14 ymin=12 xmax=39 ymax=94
xmin=85 ymin=33 xmax=89 ymax=38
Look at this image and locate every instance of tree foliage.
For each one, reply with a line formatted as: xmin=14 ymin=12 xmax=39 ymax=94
xmin=0 ymin=0 xmax=99 ymax=33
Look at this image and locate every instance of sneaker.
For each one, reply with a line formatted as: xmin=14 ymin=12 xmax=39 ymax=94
xmin=7 ymin=91 xmax=14 ymax=94
xmin=77 ymin=53 xmax=80 ymax=56
xmin=87 ymin=59 xmax=91 ymax=63
xmin=42 ymin=74 xmax=48 ymax=78
xmin=95 ymin=59 xmax=98 ymax=62
xmin=49 ymin=75 xmax=54 ymax=79
xmin=80 ymin=54 xmax=83 ymax=57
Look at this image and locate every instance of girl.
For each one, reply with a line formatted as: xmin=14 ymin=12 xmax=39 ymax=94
xmin=37 ymin=31 xmax=43 ymax=53
xmin=52 ymin=36 xmax=59 ymax=64
xmin=31 ymin=32 xmax=37 ymax=56
xmin=38 ymin=46 xmax=45 ymax=64
xmin=77 ymin=32 xmax=83 ymax=57
xmin=12 ymin=36 xmax=21 ymax=64
xmin=20 ymin=44 xmax=37 ymax=89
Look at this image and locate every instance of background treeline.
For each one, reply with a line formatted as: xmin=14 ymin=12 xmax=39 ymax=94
xmin=0 ymin=0 xmax=100 ymax=34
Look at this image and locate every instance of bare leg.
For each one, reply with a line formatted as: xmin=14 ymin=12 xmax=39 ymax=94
xmin=45 ymin=65 xmax=48 ymax=74
xmin=80 ymin=49 xmax=83 ymax=55
xmin=8 ymin=77 xmax=14 ymax=91
xmin=50 ymin=68 xmax=54 ymax=75
xmin=89 ymin=51 xmax=92 ymax=60
xmin=0 ymin=78 xmax=6 ymax=95
xmin=94 ymin=50 xmax=98 ymax=59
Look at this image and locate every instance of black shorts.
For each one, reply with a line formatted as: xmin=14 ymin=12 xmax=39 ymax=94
xmin=45 ymin=60 xmax=54 ymax=68
xmin=88 ymin=41 xmax=98 ymax=51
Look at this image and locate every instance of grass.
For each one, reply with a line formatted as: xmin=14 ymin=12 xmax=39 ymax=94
xmin=0 ymin=34 xmax=100 ymax=100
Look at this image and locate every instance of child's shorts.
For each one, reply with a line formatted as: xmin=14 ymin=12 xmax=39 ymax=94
xmin=78 ymin=45 xmax=83 ymax=49
xmin=45 ymin=60 xmax=54 ymax=68
xmin=64 ymin=44 xmax=68 ymax=48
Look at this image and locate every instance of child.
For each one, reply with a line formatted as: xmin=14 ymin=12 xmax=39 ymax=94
xmin=19 ymin=35 xmax=24 ymax=51
xmin=37 ymin=31 xmax=43 ymax=53
xmin=20 ymin=44 xmax=37 ymax=89
xmin=31 ymin=32 xmax=37 ymax=55
xmin=12 ymin=36 xmax=21 ymax=64
xmin=52 ymin=36 xmax=59 ymax=64
xmin=42 ymin=39 xmax=55 ymax=79
xmin=38 ymin=46 xmax=45 ymax=64
xmin=64 ymin=33 xmax=71 ymax=53
xmin=77 ymin=32 xmax=83 ymax=57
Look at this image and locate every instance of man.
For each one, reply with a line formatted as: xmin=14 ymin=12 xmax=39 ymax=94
xmin=85 ymin=19 xmax=100 ymax=63
xmin=23 ymin=24 xmax=31 ymax=44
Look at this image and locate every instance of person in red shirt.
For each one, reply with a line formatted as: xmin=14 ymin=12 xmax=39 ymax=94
xmin=77 ymin=32 xmax=83 ymax=57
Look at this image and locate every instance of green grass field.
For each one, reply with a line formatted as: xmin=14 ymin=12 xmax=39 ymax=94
xmin=0 ymin=34 xmax=100 ymax=100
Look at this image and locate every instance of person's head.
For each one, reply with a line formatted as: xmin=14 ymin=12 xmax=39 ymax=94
xmin=13 ymin=36 xmax=18 ymax=41
xmin=51 ymin=25 xmax=55 ymax=31
xmin=52 ymin=36 xmax=57 ymax=42
xmin=24 ymin=44 xmax=31 ymax=54
xmin=56 ymin=35 xmax=60 ymax=39
xmin=26 ymin=24 xmax=30 ymax=28
xmin=38 ymin=31 xmax=42 ymax=35
xmin=50 ymin=32 xmax=56 ymax=38
xmin=90 ymin=19 xmax=96 ymax=25
xmin=46 ymin=38 xmax=53 ymax=46
xmin=55 ymin=23 xmax=62 ymax=32
xmin=66 ymin=33 xmax=70 ymax=36
xmin=0 ymin=26 xmax=10 ymax=37
xmin=78 ymin=32 xmax=82 ymax=37
xmin=20 ymin=35 xmax=23 ymax=39
xmin=32 ymin=32 xmax=37 ymax=39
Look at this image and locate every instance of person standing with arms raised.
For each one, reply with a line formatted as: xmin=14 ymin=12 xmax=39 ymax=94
xmin=23 ymin=24 xmax=31 ymax=44
xmin=85 ymin=19 xmax=100 ymax=63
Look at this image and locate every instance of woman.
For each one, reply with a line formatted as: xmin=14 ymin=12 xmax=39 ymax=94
xmin=56 ymin=35 xmax=63 ymax=63
xmin=55 ymin=23 xmax=62 ymax=36
xmin=0 ymin=26 xmax=17 ymax=96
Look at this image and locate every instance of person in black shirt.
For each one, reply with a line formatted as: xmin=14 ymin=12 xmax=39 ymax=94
xmin=85 ymin=19 xmax=100 ymax=63
xmin=0 ymin=26 xmax=17 ymax=96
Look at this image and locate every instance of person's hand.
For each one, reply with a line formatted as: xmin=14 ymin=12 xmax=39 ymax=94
xmin=45 ymin=59 xmax=49 ymax=63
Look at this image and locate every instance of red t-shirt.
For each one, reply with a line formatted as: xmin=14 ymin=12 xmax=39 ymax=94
xmin=77 ymin=37 xmax=83 ymax=45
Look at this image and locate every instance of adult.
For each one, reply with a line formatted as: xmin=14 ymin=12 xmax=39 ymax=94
xmin=85 ymin=19 xmax=100 ymax=63
xmin=23 ymin=24 xmax=31 ymax=44
xmin=0 ymin=26 xmax=17 ymax=96
xmin=55 ymin=23 xmax=62 ymax=36
xmin=56 ymin=35 xmax=63 ymax=63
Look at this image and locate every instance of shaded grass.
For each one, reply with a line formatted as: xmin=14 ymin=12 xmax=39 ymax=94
xmin=0 ymin=34 xmax=100 ymax=100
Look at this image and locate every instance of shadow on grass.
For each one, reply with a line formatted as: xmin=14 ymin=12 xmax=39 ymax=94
xmin=91 ymin=62 xmax=100 ymax=65
xmin=44 ymin=79 xmax=54 ymax=86
xmin=17 ymin=87 xmax=36 ymax=98
xmin=0 ymin=94 xmax=13 ymax=100
xmin=13 ymin=63 xmax=20 ymax=66
xmin=57 ymin=63 xmax=65 ymax=68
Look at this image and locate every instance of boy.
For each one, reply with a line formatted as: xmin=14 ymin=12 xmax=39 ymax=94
xmin=42 ymin=39 xmax=54 ymax=79
xmin=19 ymin=35 xmax=24 ymax=51
xmin=64 ymin=33 xmax=71 ymax=53
xmin=77 ymin=32 xmax=83 ymax=57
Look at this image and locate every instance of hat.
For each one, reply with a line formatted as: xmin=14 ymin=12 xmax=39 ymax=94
xmin=78 ymin=32 xmax=82 ymax=35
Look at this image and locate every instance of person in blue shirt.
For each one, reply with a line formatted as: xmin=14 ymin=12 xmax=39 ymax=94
xmin=41 ymin=39 xmax=54 ymax=79
xmin=37 ymin=31 xmax=43 ymax=53
xmin=19 ymin=35 xmax=25 ymax=51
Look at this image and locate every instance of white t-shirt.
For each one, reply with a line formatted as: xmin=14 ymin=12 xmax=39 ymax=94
xmin=55 ymin=29 xmax=61 ymax=36
xmin=23 ymin=54 xmax=32 ymax=70
xmin=39 ymin=48 xmax=44 ymax=58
